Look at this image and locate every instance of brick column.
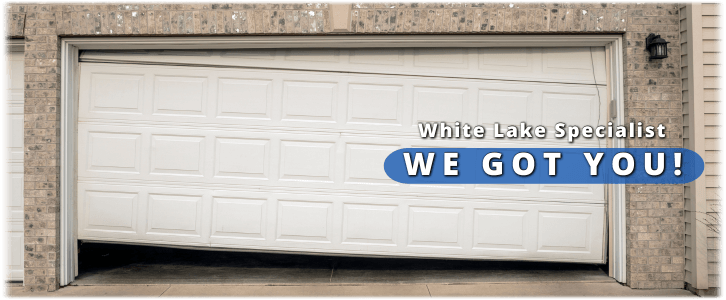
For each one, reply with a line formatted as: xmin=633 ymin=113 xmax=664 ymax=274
xmin=622 ymin=4 xmax=685 ymax=289
xmin=20 ymin=4 xmax=62 ymax=292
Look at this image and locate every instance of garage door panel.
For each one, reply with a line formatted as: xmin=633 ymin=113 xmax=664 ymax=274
xmin=349 ymin=48 xmax=406 ymax=66
xmin=83 ymin=190 xmax=139 ymax=234
xmin=80 ymin=63 xmax=605 ymax=147
xmin=142 ymin=187 xmax=213 ymax=245
xmin=276 ymin=200 xmax=334 ymax=243
xmin=478 ymin=89 xmax=535 ymax=127
xmin=86 ymin=132 xmax=142 ymax=174
xmin=542 ymin=47 xmax=607 ymax=84
xmin=413 ymin=86 xmax=469 ymax=124
xmin=214 ymin=138 xmax=270 ymax=179
xmin=78 ymin=47 xmax=607 ymax=263
xmin=472 ymin=208 xmax=529 ymax=251
xmin=347 ymin=83 xmax=404 ymax=125
xmin=284 ymin=49 xmax=342 ymax=63
xmin=478 ymin=48 xmax=535 ymax=73
xmin=153 ymin=75 xmax=209 ymax=117
xmin=279 ymin=140 xmax=336 ymax=182
xmin=342 ymin=203 xmax=399 ymax=245
xmin=414 ymin=48 xmax=469 ymax=69
xmin=89 ymin=72 xmax=145 ymax=114
xmin=541 ymin=91 xmax=601 ymax=128
xmin=146 ymin=193 xmax=204 ymax=235
xmin=282 ymin=81 xmax=338 ymax=122
xmin=217 ymin=78 xmax=273 ymax=120
xmin=81 ymin=47 xmax=606 ymax=85
xmin=149 ymin=135 xmax=206 ymax=177
xmin=77 ymin=182 xmax=604 ymax=262
xmin=210 ymin=196 xmax=268 ymax=240
xmin=78 ymin=123 xmax=603 ymax=203
xmin=78 ymin=184 xmax=142 ymax=240
xmin=344 ymin=143 xmax=401 ymax=186
xmin=538 ymin=211 xmax=594 ymax=253
xmin=408 ymin=206 xmax=466 ymax=249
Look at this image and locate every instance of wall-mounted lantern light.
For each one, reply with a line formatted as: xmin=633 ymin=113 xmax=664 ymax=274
xmin=645 ymin=33 xmax=669 ymax=61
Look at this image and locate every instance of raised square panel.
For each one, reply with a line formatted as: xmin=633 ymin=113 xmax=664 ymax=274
xmin=473 ymin=209 xmax=527 ymax=250
xmin=10 ymin=173 xmax=23 ymax=210
xmin=9 ymin=53 xmax=24 ymax=89
xmin=154 ymin=75 xmax=207 ymax=116
xmin=542 ymin=92 xmax=596 ymax=127
xmin=478 ymin=48 xmax=533 ymax=72
xmin=542 ymin=48 xmax=593 ymax=73
xmin=475 ymin=184 xmax=530 ymax=192
xmin=539 ymin=184 xmax=598 ymax=195
xmin=9 ymin=230 xmax=22 ymax=279
xmin=211 ymin=197 xmax=267 ymax=240
xmin=85 ymin=191 xmax=138 ymax=233
xmin=87 ymin=132 xmax=141 ymax=173
xmin=10 ymin=114 xmax=23 ymax=148
xmin=414 ymin=87 xmax=466 ymax=124
xmin=151 ymin=135 xmax=205 ymax=176
xmin=349 ymin=49 xmax=405 ymax=65
xmin=408 ymin=206 xmax=463 ymax=248
xmin=147 ymin=194 xmax=202 ymax=236
xmin=10 ymin=91 xmax=22 ymax=103
xmin=214 ymin=138 xmax=268 ymax=179
xmin=343 ymin=204 xmax=397 ymax=245
xmin=10 ymin=114 xmax=24 ymax=160
xmin=90 ymin=73 xmax=144 ymax=114
xmin=347 ymin=84 xmax=403 ymax=125
xmin=538 ymin=211 xmax=591 ymax=252
xmin=282 ymin=81 xmax=337 ymax=122
xmin=414 ymin=48 xmax=468 ymax=68
xmin=277 ymin=201 xmax=333 ymax=242
xmin=285 ymin=49 xmax=340 ymax=62
xmin=279 ymin=141 xmax=335 ymax=182
xmin=220 ymin=49 xmax=276 ymax=59
xmin=478 ymin=89 xmax=532 ymax=126
xmin=217 ymin=78 xmax=272 ymax=120
xmin=345 ymin=143 xmax=399 ymax=185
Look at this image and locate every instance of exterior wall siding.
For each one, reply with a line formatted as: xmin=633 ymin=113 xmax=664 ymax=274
xmin=702 ymin=3 xmax=721 ymax=294
xmin=5 ymin=2 xmax=685 ymax=292
xmin=681 ymin=3 xmax=720 ymax=296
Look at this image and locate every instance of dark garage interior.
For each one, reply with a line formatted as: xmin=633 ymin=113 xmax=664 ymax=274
xmin=73 ymin=242 xmax=612 ymax=285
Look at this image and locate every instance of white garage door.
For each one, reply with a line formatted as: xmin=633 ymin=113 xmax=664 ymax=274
xmin=2 ymin=52 xmax=25 ymax=281
xmin=77 ymin=48 xmax=607 ymax=263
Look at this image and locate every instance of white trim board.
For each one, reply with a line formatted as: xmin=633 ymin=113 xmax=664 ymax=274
xmin=59 ymin=35 xmax=627 ymax=286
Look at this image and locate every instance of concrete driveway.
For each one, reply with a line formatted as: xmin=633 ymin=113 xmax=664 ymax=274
xmin=7 ymin=282 xmax=696 ymax=297
xmin=5 ymin=243 xmax=697 ymax=297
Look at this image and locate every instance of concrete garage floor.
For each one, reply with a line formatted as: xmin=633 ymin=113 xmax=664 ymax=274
xmin=8 ymin=242 xmax=695 ymax=297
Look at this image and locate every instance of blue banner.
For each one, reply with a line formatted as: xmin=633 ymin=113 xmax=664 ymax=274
xmin=384 ymin=148 xmax=704 ymax=184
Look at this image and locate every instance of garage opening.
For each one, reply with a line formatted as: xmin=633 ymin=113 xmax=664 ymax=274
xmin=75 ymin=47 xmax=608 ymax=267
xmin=74 ymin=242 xmax=611 ymax=285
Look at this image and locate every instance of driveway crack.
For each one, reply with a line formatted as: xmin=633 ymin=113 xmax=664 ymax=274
xmin=159 ymin=285 xmax=172 ymax=297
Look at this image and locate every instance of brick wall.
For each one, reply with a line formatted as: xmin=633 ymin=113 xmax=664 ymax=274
xmin=622 ymin=4 xmax=684 ymax=289
xmin=5 ymin=3 xmax=683 ymax=292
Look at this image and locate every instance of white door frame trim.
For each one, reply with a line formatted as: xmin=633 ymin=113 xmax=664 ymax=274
xmin=59 ymin=34 xmax=627 ymax=286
